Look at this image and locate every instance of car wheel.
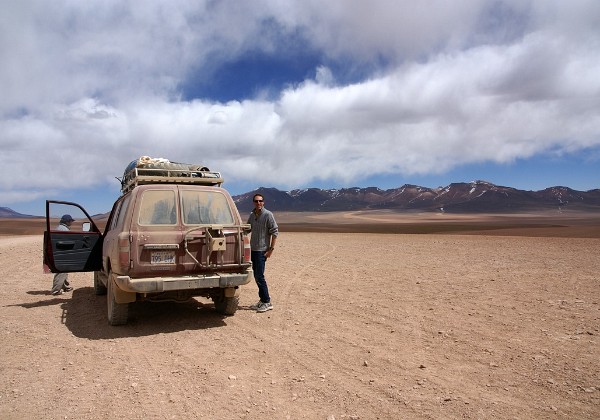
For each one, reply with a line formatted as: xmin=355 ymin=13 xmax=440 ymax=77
xmin=107 ymin=271 xmax=129 ymax=326
xmin=93 ymin=271 xmax=107 ymax=295
xmin=213 ymin=291 xmax=239 ymax=316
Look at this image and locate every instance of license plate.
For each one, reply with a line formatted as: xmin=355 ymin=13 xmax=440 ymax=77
xmin=151 ymin=251 xmax=176 ymax=265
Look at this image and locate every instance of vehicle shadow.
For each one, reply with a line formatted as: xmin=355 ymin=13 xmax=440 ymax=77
xmin=19 ymin=287 xmax=229 ymax=339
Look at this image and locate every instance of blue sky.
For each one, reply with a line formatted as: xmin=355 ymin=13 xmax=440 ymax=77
xmin=1 ymin=1 xmax=599 ymax=216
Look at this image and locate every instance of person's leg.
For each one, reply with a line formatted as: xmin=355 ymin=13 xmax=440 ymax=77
xmin=251 ymin=251 xmax=270 ymax=303
xmin=51 ymin=273 xmax=68 ymax=294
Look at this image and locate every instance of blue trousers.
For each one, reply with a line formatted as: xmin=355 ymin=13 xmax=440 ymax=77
xmin=251 ymin=251 xmax=270 ymax=303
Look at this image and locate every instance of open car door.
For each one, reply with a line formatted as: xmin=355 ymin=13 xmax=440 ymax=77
xmin=44 ymin=200 xmax=104 ymax=273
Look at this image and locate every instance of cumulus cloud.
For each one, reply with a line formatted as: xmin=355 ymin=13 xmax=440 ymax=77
xmin=1 ymin=0 xmax=599 ymax=208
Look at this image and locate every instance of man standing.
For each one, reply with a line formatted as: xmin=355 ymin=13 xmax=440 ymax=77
xmin=51 ymin=214 xmax=75 ymax=296
xmin=247 ymin=194 xmax=278 ymax=313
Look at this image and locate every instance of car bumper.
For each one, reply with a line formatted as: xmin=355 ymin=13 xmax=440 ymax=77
xmin=115 ymin=269 xmax=253 ymax=293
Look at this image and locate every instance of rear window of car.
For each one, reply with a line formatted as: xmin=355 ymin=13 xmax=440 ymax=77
xmin=138 ymin=190 xmax=177 ymax=225
xmin=181 ymin=190 xmax=234 ymax=225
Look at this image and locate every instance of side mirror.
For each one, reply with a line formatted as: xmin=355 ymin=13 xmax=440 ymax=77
xmin=82 ymin=222 xmax=91 ymax=232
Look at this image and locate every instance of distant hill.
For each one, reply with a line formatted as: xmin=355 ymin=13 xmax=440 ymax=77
xmin=0 ymin=207 xmax=39 ymax=218
xmin=233 ymin=181 xmax=600 ymax=213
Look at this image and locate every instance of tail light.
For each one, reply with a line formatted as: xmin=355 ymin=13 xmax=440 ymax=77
xmin=118 ymin=233 xmax=131 ymax=270
xmin=243 ymin=235 xmax=251 ymax=263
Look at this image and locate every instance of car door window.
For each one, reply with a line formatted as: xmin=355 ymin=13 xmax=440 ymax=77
xmin=108 ymin=200 xmax=123 ymax=231
xmin=113 ymin=194 xmax=131 ymax=230
xmin=47 ymin=203 xmax=89 ymax=233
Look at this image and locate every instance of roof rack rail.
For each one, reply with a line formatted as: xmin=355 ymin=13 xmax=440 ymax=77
xmin=120 ymin=157 xmax=223 ymax=194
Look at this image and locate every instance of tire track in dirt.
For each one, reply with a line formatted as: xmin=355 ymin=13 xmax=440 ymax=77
xmin=116 ymin=338 xmax=193 ymax=419
xmin=219 ymin=234 xmax=429 ymax=418
xmin=276 ymin=240 xmax=338 ymax=300
xmin=248 ymin=233 xmax=492 ymax=415
xmin=216 ymin=317 xmax=418 ymax=419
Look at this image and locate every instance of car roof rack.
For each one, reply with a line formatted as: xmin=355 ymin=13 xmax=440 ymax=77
xmin=120 ymin=157 xmax=224 ymax=194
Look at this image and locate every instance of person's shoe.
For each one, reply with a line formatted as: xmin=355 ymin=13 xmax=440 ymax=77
xmin=51 ymin=290 xmax=63 ymax=296
xmin=63 ymin=286 xmax=73 ymax=292
xmin=256 ymin=302 xmax=273 ymax=313
xmin=249 ymin=300 xmax=263 ymax=310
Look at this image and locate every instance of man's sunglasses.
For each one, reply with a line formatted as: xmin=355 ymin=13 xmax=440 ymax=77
xmin=253 ymin=199 xmax=264 ymax=203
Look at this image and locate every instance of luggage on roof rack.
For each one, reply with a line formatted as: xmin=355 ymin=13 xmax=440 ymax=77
xmin=120 ymin=156 xmax=223 ymax=194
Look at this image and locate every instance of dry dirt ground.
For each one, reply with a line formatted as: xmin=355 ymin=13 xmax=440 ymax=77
xmin=0 ymin=212 xmax=599 ymax=419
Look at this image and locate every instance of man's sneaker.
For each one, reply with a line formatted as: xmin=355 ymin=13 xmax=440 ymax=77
xmin=249 ymin=300 xmax=263 ymax=310
xmin=63 ymin=286 xmax=73 ymax=292
xmin=256 ymin=302 xmax=273 ymax=313
xmin=51 ymin=290 xmax=63 ymax=296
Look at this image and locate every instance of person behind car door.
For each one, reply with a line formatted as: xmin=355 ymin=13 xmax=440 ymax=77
xmin=50 ymin=214 xmax=75 ymax=296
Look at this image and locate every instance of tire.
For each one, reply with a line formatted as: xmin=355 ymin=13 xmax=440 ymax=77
xmin=213 ymin=292 xmax=239 ymax=316
xmin=107 ymin=272 xmax=129 ymax=326
xmin=93 ymin=271 xmax=107 ymax=295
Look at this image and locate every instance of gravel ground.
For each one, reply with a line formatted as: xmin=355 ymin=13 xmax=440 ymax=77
xmin=0 ymin=226 xmax=599 ymax=419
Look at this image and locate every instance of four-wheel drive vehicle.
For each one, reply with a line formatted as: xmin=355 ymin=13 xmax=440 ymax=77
xmin=43 ymin=158 xmax=253 ymax=325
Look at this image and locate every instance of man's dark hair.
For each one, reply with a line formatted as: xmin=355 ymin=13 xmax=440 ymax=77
xmin=253 ymin=193 xmax=264 ymax=201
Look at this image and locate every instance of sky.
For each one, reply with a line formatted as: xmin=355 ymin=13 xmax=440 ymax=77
xmin=1 ymin=0 xmax=600 ymax=216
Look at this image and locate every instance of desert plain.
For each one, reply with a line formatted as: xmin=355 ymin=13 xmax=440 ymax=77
xmin=0 ymin=210 xmax=598 ymax=419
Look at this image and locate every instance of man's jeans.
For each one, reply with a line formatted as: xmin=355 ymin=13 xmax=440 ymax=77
xmin=251 ymin=251 xmax=270 ymax=303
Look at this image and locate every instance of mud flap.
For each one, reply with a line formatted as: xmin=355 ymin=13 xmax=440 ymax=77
xmin=223 ymin=287 xmax=239 ymax=297
xmin=112 ymin=278 xmax=136 ymax=304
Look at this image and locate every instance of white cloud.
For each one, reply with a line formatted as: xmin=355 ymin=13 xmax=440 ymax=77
xmin=1 ymin=0 xmax=599 ymax=206
xmin=315 ymin=66 xmax=334 ymax=86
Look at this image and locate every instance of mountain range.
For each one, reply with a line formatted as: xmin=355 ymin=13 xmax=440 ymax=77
xmin=233 ymin=181 xmax=600 ymax=213
xmin=2 ymin=181 xmax=600 ymax=218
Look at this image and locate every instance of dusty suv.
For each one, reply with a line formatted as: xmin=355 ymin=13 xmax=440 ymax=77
xmin=43 ymin=159 xmax=252 ymax=325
